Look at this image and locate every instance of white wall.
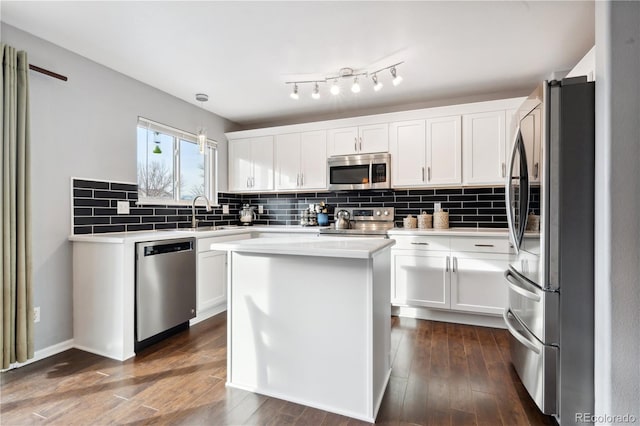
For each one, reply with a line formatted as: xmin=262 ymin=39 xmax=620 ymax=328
xmin=1 ymin=24 xmax=236 ymax=352
xmin=594 ymin=1 xmax=640 ymax=421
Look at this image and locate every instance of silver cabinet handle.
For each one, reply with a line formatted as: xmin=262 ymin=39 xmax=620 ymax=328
xmin=251 ymin=177 xmax=255 ymax=188
xmin=445 ymin=256 xmax=450 ymax=272
xmin=534 ymin=163 xmax=539 ymax=179
xmin=503 ymin=309 xmax=541 ymax=354
xmin=501 ymin=162 xmax=506 ymax=178
xmin=301 ymin=173 xmax=304 ymax=186
xmin=354 ymin=138 xmax=358 ymax=152
xmin=421 ymin=167 xmax=425 ymax=182
xmin=359 ymin=137 xmax=362 ymax=151
xmin=246 ymin=177 xmax=250 ymax=188
xmin=428 ymin=166 xmax=431 ymax=181
xmin=296 ymin=174 xmax=300 ymax=187
xmin=453 ymin=256 xmax=457 ymax=273
xmin=504 ymin=270 xmax=541 ymax=302
xmin=410 ymin=242 xmax=429 ymax=245
xmin=474 ymin=244 xmax=494 ymax=247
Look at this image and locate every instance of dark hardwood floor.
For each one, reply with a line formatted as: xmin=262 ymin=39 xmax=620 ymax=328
xmin=1 ymin=313 xmax=555 ymax=425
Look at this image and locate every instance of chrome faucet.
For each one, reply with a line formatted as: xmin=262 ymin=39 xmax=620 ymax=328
xmin=191 ymin=195 xmax=212 ymax=228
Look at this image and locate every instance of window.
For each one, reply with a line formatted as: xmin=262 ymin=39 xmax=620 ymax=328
xmin=137 ymin=117 xmax=217 ymax=205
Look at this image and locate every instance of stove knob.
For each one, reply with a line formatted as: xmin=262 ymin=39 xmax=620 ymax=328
xmin=383 ymin=210 xmax=390 ymax=216
xmin=376 ymin=210 xmax=382 ymax=216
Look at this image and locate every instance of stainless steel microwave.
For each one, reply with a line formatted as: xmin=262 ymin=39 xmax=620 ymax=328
xmin=327 ymin=153 xmax=391 ymax=190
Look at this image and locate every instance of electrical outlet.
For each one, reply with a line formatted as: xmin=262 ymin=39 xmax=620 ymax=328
xmin=117 ymin=200 xmax=130 ymax=214
xmin=33 ymin=307 xmax=40 ymax=323
xmin=222 ymin=205 xmax=229 ymax=214
xmin=258 ymin=205 xmax=264 ymax=214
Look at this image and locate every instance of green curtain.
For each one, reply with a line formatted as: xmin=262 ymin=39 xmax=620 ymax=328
xmin=1 ymin=43 xmax=33 ymax=369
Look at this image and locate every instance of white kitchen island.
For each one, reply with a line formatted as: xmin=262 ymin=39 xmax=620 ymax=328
xmin=211 ymin=236 xmax=395 ymax=423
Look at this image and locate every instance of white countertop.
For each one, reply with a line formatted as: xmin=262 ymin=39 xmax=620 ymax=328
xmin=68 ymin=225 xmax=328 ymax=244
xmin=209 ymin=236 xmax=395 ymax=259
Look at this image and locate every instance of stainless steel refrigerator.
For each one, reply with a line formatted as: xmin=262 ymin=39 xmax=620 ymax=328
xmin=504 ymin=78 xmax=594 ymax=425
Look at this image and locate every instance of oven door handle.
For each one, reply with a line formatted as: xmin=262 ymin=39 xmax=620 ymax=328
xmin=504 ymin=270 xmax=541 ymax=302
xmin=503 ymin=309 xmax=541 ymax=354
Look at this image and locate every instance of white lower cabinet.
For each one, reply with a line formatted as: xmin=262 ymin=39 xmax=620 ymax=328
xmin=391 ymin=251 xmax=450 ymax=309
xmin=450 ymin=254 xmax=509 ymax=315
xmin=197 ymin=250 xmax=227 ymax=312
xmin=391 ymin=235 xmax=513 ymax=317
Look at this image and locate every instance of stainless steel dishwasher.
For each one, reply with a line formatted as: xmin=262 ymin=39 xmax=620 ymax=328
xmin=135 ymin=237 xmax=196 ymax=351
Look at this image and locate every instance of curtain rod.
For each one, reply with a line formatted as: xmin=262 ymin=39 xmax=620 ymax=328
xmin=28 ymin=64 xmax=68 ymax=81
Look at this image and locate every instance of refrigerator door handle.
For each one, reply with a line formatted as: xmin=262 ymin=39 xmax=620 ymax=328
xmin=504 ymin=270 xmax=541 ymax=302
xmin=503 ymin=309 xmax=541 ymax=354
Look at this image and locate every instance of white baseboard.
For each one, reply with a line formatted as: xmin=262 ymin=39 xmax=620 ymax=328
xmin=2 ymin=339 xmax=75 ymax=372
xmin=191 ymin=303 xmax=227 ymax=325
xmin=392 ymin=306 xmax=507 ymax=329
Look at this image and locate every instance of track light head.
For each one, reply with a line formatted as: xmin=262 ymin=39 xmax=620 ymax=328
xmin=372 ymin=74 xmax=383 ymax=91
xmin=290 ymin=83 xmax=299 ymax=100
xmin=351 ymin=77 xmax=361 ymax=93
xmin=330 ymin=79 xmax=340 ymax=95
xmin=390 ymin=67 xmax=403 ymax=86
xmin=312 ymin=82 xmax=320 ymax=99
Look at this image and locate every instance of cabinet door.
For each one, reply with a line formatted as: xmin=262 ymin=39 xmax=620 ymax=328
xmin=450 ymin=255 xmax=508 ymax=315
xmin=519 ymin=108 xmax=542 ymax=183
xmin=391 ymin=251 xmax=450 ymax=309
xmin=275 ymin=133 xmax=301 ymax=190
xmin=250 ymin=136 xmax=274 ymax=191
xmin=390 ymin=120 xmax=426 ymax=187
xmin=229 ymin=138 xmax=253 ymax=191
xmin=300 ymin=130 xmax=327 ymax=189
xmin=463 ymin=111 xmax=506 ymax=185
xmin=358 ymin=123 xmax=389 ymax=154
xmin=328 ymin=127 xmax=358 ymax=156
xmin=197 ymin=251 xmax=227 ymax=312
xmin=426 ymin=116 xmax=462 ymax=185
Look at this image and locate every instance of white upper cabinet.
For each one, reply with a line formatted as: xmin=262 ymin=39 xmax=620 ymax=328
xmin=229 ymin=136 xmax=274 ymax=192
xmin=462 ymin=111 xmax=506 ymax=185
xmin=275 ymin=130 xmax=327 ymax=191
xmin=329 ymin=123 xmax=388 ymax=156
xmin=390 ymin=116 xmax=461 ymax=187
xmin=390 ymin=120 xmax=426 ymax=187
xmin=426 ymin=116 xmax=462 ymax=185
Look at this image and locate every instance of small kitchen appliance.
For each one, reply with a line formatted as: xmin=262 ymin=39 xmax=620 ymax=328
xmin=327 ymin=153 xmax=390 ymax=191
xmin=239 ymin=204 xmax=256 ymax=226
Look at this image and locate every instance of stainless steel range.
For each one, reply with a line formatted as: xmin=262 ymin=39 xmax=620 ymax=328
xmin=319 ymin=207 xmax=395 ymax=237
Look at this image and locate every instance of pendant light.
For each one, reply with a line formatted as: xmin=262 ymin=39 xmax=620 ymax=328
xmin=152 ymin=131 xmax=162 ymax=154
xmin=195 ymin=93 xmax=208 ymax=154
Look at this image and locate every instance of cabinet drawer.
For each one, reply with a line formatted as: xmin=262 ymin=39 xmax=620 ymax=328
xmin=391 ymin=235 xmax=450 ymax=251
xmin=450 ymin=236 xmax=514 ymax=254
xmin=198 ymin=233 xmax=251 ymax=253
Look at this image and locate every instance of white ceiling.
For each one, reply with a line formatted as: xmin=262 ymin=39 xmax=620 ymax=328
xmin=1 ymin=1 xmax=594 ymax=128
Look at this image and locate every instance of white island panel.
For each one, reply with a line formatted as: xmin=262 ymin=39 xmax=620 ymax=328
xmin=225 ymin=239 xmax=392 ymax=422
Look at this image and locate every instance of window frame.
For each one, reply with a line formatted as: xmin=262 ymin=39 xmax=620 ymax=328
xmin=137 ymin=117 xmax=218 ymax=206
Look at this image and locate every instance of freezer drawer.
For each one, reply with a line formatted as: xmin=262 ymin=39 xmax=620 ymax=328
xmin=504 ymin=309 xmax=558 ymax=415
xmin=505 ymin=267 xmax=559 ymax=344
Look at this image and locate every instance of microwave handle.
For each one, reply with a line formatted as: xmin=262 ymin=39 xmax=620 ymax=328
xmin=354 ymin=138 xmax=357 ymax=152
xmin=369 ymin=162 xmax=373 ymax=185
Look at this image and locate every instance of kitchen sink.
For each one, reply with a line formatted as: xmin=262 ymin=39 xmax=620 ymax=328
xmin=159 ymin=226 xmax=236 ymax=232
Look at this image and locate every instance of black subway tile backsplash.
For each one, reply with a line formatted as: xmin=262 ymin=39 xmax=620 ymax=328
xmin=72 ymin=178 xmax=527 ymax=234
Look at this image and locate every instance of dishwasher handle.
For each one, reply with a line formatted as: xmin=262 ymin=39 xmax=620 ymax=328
xmin=143 ymin=240 xmax=193 ymax=256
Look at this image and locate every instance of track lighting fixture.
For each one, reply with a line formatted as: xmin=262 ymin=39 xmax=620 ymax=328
xmin=285 ymin=62 xmax=404 ymax=100
xmin=390 ymin=66 xmax=403 ymax=86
